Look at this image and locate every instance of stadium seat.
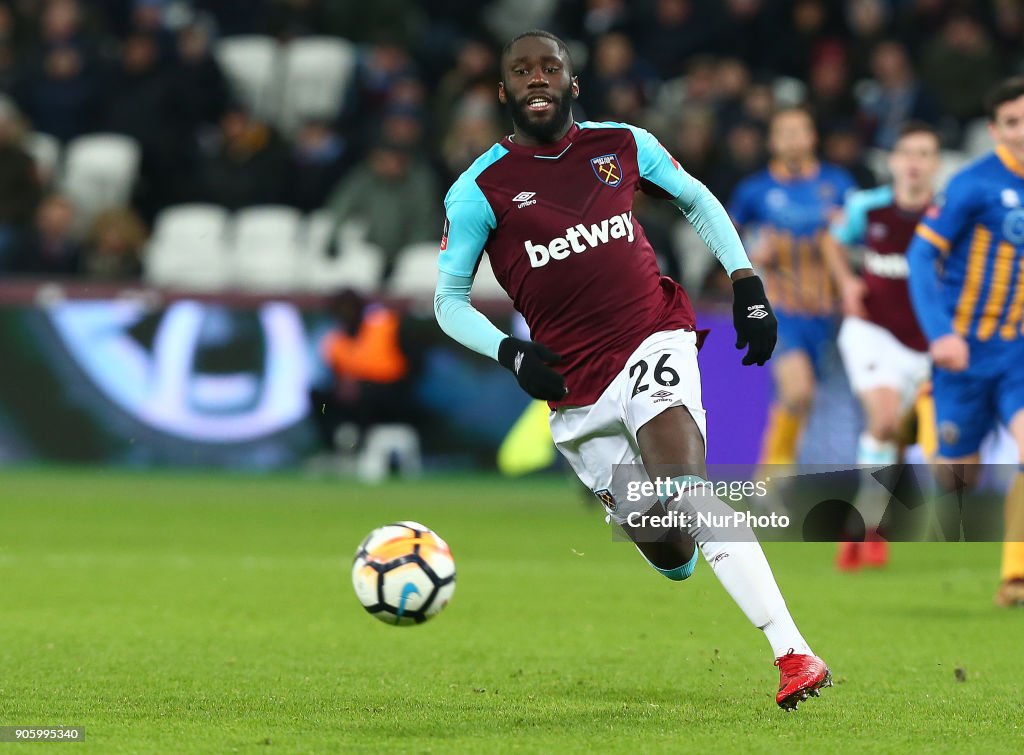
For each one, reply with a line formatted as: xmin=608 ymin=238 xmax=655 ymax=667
xmin=358 ymin=424 xmax=422 ymax=483
xmin=963 ymin=117 xmax=994 ymax=159
xmin=145 ymin=204 xmax=232 ymax=290
xmin=672 ymin=221 xmax=715 ymax=297
xmin=387 ymin=242 xmax=440 ymax=299
xmin=305 ymin=235 xmax=385 ymax=294
xmin=472 ymin=254 xmax=509 ymax=300
xmin=153 ymin=203 xmax=230 ymax=245
xmin=61 ymin=133 xmax=141 ymax=222
xmin=938 ymin=149 xmax=968 ymax=189
xmin=215 ymin=35 xmax=281 ymax=120
xmin=277 ymin=36 xmax=356 ymax=134
xmin=302 ymin=209 xmax=336 ymax=257
xmin=230 ymin=205 xmax=304 ymax=291
xmin=24 ymin=132 xmax=61 ymax=186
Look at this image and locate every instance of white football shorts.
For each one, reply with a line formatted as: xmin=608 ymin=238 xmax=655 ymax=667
xmin=837 ymin=316 xmax=930 ymax=407
xmin=549 ymin=329 xmax=706 ymax=525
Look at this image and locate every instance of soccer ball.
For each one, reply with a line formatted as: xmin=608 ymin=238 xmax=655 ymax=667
xmin=351 ymin=521 xmax=456 ymax=625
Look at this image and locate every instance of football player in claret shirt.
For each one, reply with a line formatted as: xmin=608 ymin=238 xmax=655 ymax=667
xmin=433 ymin=30 xmax=831 ymax=709
xmin=823 ymin=121 xmax=941 ymax=571
xmin=907 ymin=77 xmax=1024 ymax=608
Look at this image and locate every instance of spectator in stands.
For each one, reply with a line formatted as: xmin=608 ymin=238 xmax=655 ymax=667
xmin=806 ymin=42 xmax=859 ymax=135
xmin=10 ymin=193 xmax=81 ymax=276
xmin=324 ymin=136 xmax=438 ymax=281
xmin=708 ymin=119 xmax=765 ymax=202
xmin=81 ymin=206 xmax=146 ymax=279
xmin=102 ymin=32 xmax=169 ymax=147
xmin=578 ymin=31 xmax=656 ymax=121
xmin=921 ymin=14 xmax=1002 ymax=128
xmin=285 ymin=119 xmax=352 ymax=213
xmin=432 ymin=37 xmax=499 ymax=139
xmin=196 ymin=105 xmax=287 ymax=210
xmin=440 ymin=97 xmax=501 ymax=184
xmin=0 ymin=97 xmax=41 ymax=268
xmin=15 ymin=43 xmax=100 ymax=142
xmin=858 ymin=39 xmax=942 ymax=149
xmin=639 ymin=0 xmax=721 ymax=80
xmin=822 ymin=120 xmax=876 ymax=189
xmin=310 ymin=288 xmax=416 ymax=454
xmin=160 ymin=20 xmax=228 ymax=205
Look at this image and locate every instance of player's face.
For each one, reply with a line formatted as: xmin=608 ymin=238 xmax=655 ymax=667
xmin=889 ymin=132 xmax=940 ymax=192
xmin=769 ymin=112 xmax=817 ymax=164
xmin=990 ymin=94 xmax=1024 ymax=165
xmin=499 ymin=36 xmax=578 ymax=144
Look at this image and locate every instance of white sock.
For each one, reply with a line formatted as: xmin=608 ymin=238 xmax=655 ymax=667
xmin=668 ymin=477 xmax=813 ymax=658
xmin=855 ymin=433 xmax=899 ymax=529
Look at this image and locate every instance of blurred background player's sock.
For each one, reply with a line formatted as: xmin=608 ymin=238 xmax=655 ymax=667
xmin=853 ymin=432 xmax=898 ymax=536
xmin=1001 ymin=469 xmax=1024 ymax=581
xmin=668 ymin=476 xmax=813 ymax=658
xmin=758 ymin=405 xmax=803 ymax=466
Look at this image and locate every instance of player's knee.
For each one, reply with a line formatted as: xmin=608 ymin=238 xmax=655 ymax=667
xmin=866 ymin=417 xmax=899 ymax=443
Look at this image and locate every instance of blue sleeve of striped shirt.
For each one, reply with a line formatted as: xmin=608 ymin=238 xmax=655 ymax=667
xmin=907 ymin=233 xmax=953 ymax=342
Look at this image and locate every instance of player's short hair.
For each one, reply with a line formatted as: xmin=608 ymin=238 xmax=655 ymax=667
xmin=770 ymin=105 xmax=815 ymax=129
xmin=895 ymin=120 xmax=939 ymax=146
xmin=500 ymin=30 xmax=574 ymax=78
xmin=985 ymin=76 xmax=1024 ymax=121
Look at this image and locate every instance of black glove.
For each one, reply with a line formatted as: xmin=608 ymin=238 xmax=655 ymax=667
xmin=732 ymin=275 xmax=777 ymax=366
xmin=497 ymin=337 xmax=567 ymax=401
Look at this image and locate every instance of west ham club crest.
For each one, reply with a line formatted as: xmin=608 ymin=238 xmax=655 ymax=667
xmin=590 ymin=154 xmax=622 ymax=187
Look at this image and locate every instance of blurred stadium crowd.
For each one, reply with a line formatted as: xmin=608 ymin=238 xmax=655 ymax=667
xmin=0 ymin=0 xmax=1022 ymax=295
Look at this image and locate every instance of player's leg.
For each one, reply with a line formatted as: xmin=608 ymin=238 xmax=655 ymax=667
xmin=995 ymin=369 xmax=1024 ymax=606
xmin=636 ymin=404 xmax=830 ymax=709
xmin=760 ymin=351 xmax=815 ymax=465
xmin=547 ymin=384 xmax=699 ymax=580
xmin=759 ymin=315 xmax=817 ymax=466
xmin=835 ymin=318 xmax=929 ymax=568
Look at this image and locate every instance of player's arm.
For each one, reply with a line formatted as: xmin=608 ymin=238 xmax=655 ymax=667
xmin=824 ymin=192 xmax=869 ymax=318
xmin=907 ymin=176 xmax=977 ymax=371
xmin=627 ymin=125 xmax=777 ymax=366
xmin=434 ymin=195 xmax=566 ymax=400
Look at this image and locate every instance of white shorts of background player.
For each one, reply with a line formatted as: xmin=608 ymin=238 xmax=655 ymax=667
xmin=837 ymin=316 xmax=930 ymax=408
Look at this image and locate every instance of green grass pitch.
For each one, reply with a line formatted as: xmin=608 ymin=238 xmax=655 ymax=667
xmin=1 ymin=468 xmax=1022 ymax=753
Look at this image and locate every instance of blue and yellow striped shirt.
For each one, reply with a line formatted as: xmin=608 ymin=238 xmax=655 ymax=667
xmin=908 ymin=146 xmax=1024 ymax=343
xmin=730 ymin=161 xmax=856 ymax=315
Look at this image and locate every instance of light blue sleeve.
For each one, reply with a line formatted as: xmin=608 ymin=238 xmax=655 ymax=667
xmin=433 ymin=270 xmax=507 ymax=360
xmin=434 ymin=165 xmax=508 ymax=359
xmin=619 ymin=122 xmax=752 ymax=275
xmin=437 ymin=172 xmax=496 ymax=277
xmin=830 ymin=186 xmax=893 ymax=245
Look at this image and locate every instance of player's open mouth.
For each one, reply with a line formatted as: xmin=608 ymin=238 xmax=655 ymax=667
xmin=527 ymin=96 xmax=553 ymax=112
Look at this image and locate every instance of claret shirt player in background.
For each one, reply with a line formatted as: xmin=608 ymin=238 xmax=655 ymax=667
xmin=433 ymin=30 xmax=832 ymax=708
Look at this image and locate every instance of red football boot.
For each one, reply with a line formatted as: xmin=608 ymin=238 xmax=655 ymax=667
xmin=775 ymin=650 xmax=832 ymax=710
xmin=862 ymin=530 xmax=889 ymax=568
xmin=835 ymin=541 xmax=861 ymax=571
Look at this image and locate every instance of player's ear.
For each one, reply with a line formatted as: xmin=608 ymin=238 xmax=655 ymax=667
xmin=571 ymin=76 xmax=580 ymax=99
xmin=498 ymin=80 xmax=507 ymax=105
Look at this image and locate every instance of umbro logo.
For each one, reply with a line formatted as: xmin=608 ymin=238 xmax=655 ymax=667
xmin=651 ymin=390 xmax=673 ymax=399
xmin=513 ymin=191 xmax=537 ymax=208
xmin=747 ymin=305 xmax=768 ymax=320
xmin=513 ymin=351 xmax=524 ymax=374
